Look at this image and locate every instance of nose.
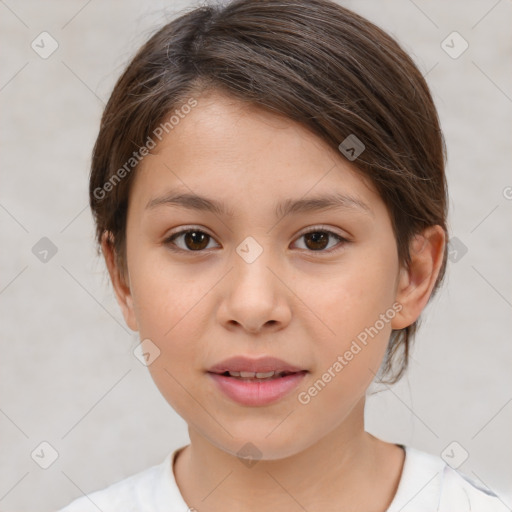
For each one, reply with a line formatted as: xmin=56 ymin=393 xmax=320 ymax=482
xmin=217 ymin=249 xmax=292 ymax=334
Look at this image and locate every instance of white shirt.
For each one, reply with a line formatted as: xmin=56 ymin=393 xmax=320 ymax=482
xmin=57 ymin=444 xmax=508 ymax=511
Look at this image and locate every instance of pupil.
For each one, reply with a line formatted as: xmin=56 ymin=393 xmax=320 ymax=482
xmin=305 ymin=232 xmax=328 ymax=250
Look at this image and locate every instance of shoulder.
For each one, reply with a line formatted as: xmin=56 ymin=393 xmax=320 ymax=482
xmin=57 ymin=453 xmax=173 ymax=512
xmin=387 ymin=446 xmax=508 ymax=512
xmin=438 ymin=461 xmax=508 ymax=511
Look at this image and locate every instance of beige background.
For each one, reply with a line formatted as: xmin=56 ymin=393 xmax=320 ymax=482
xmin=0 ymin=1 xmax=511 ymax=511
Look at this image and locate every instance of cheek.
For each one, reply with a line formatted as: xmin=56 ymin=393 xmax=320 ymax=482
xmin=129 ymin=249 xmax=205 ymax=335
xmin=128 ymin=250 xmax=220 ymax=363
xmin=130 ymin=262 xmax=212 ymax=417
xmin=296 ymin=249 xmax=398 ymax=337
xmin=296 ymin=249 xmax=398 ymax=386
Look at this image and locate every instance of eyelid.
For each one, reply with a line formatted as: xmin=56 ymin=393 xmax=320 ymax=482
xmin=299 ymin=224 xmax=348 ymax=238
xmin=165 ymin=224 xmax=214 ymax=238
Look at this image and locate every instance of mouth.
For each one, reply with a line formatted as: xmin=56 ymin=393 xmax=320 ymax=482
xmin=206 ymin=356 xmax=308 ymax=405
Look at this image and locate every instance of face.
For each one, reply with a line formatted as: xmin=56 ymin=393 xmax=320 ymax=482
xmin=106 ymin=90 xmax=435 ymax=460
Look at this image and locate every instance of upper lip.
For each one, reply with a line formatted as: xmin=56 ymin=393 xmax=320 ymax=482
xmin=207 ymin=356 xmax=307 ymax=374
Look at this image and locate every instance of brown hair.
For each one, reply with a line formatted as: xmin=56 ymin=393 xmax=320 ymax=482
xmin=90 ymin=0 xmax=448 ymax=384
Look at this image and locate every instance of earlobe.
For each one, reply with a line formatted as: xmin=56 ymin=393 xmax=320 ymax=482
xmin=391 ymin=225 xmax=446 ymax=330
xmin=100 ymin=231 xmax=139 ymax=332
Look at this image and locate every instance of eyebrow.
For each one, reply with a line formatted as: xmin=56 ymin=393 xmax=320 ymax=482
xmin=145 ymin=190 xmax=372 ymax=218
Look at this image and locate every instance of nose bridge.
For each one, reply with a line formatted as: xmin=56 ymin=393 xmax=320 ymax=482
xmin=232 ymin=234 xmax=277 ymax=296
xmin=219 ymin=234 xmax=291 ymax=332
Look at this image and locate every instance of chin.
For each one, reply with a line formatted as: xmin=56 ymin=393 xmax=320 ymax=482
xmin=213 ymin=430 xmax=314 ymax=463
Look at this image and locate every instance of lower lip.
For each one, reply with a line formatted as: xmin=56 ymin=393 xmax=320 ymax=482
xmin=208 ymin=372 xmax=307 ymax=406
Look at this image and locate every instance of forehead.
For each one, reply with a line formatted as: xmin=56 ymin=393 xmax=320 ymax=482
xmin=130 ymin=91 xmax=382 ymax=217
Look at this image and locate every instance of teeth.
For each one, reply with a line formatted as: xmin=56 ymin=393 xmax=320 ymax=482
xmin=229 ymin=371 xmax=279 ymax=378
xmin=256 ymin=371 xmax=276 ymax=378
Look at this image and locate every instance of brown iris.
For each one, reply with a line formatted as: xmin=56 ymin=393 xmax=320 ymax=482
xmin=303 ymin=231 xmax=329 ymax=251
xmin=183 ymin=231 xmax=210 ymax=251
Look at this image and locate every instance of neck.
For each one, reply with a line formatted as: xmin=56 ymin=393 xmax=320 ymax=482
xmin=173 ymin=399 xmax=403 ymax=511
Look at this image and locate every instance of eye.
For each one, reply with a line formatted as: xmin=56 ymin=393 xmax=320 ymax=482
xmin=163 ymin=226 xmax=349 ymax=254
xmin=292 ymin=227 xmax=348 ymax=253
xmin=164 ymin=228 xmax=219 ymax=252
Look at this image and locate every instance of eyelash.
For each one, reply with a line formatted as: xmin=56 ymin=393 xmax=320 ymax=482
xmin=163 ymin=226 xmax=349 ymax=255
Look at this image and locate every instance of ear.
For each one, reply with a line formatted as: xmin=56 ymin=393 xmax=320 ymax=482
xmin=391 ymin=225 xmax=446 ymax=330
xmin=101 ymin=231 xmax=139 ymax=332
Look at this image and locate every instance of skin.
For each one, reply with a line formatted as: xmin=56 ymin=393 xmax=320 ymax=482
xmin=102 ymin=90 xmax=445 ymax=512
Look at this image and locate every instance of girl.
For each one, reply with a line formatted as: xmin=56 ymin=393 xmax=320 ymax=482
xmin=59 ymin=0 xmax=506 ymax=510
